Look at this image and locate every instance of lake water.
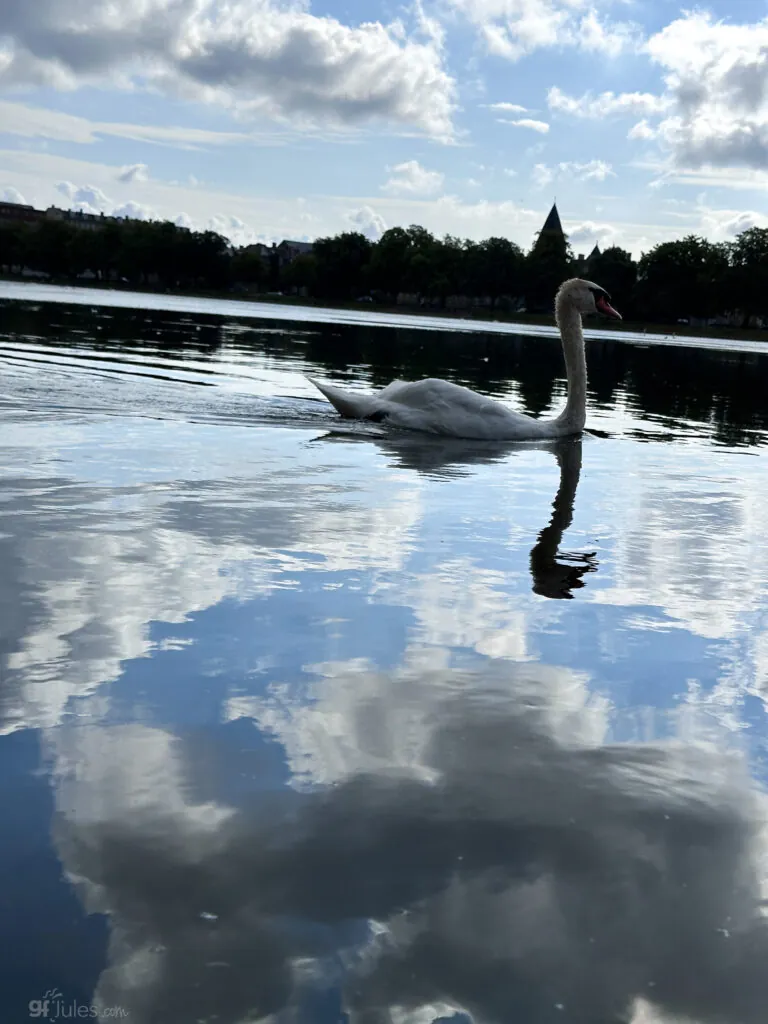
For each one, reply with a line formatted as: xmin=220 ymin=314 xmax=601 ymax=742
xmin=2 ymin=282 xmax=768 ymax=1024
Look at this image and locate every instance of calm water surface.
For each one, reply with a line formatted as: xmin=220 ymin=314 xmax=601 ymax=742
xmin=2 ymin=284 xmax=768 ymax=1023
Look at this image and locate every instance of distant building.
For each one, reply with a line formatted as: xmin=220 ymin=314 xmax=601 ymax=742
xmin=0 ymin=200 xmax=122 ymax=230
xmin=532 ymin=202 xmax=566 ymax=254
xmin=243 ymin=242 xmax=273 ymax=260
xmin=0 ymin=201 xmax=43 ymax=225
xmin=275 ymin=239 xmax=314 ymax=267
xmin=574 ymin=242 xmax=602 ymax=277
xmin=44 ymin=206 xmax=113 ymax=231
xmin=533 ymin=203 xmax=605 ymax=275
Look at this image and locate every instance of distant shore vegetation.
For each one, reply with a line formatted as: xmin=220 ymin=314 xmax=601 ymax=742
xmin=2 ymin=213 xmax=768 ymax=331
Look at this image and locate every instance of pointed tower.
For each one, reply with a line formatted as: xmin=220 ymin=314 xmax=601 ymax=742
xmin=532 ymin=202 xmax=565 ymax=253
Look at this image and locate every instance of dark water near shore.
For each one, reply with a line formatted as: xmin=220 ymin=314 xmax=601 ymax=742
xmin=2 ymin=284 xmax=768 ymax=1023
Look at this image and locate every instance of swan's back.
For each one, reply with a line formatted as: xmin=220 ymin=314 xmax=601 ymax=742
xmin=376 ymin=378 xmax=547 ymax=439
xmin=379 ymin=378 xmax=502 ymax=414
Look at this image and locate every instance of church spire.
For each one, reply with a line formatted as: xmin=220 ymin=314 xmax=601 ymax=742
xmin=532 ymin=201 xmax=565 ymax=252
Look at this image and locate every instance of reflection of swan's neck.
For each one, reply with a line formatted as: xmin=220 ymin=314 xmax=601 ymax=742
xmin=529 ymin=441 xmax=596 ymax=600
xmin=554 ymin=296 xmax=587 ymax=432
xmin=532 ymin=442 xmax=582 ymax=565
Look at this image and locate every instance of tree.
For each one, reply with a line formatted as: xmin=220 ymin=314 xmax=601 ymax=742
xmin=0 ymin=223 xmax=29 ymax=274
xmin=424 ymin=235 xmax=464 ymax=306
xmin=281 ymin=253 xmax=317 ymax=293
xmin=231 ymin=249 xmax=268 ymax=289
xmin=309 ymin=232 xmax=372 ymax=299
xmin=525 ymin=232 xmax=573 ymax=312
xmin=368 ymin=225 xmax=440 ymax=301
xmin=192 ymin=230 xmax=231 ymax=289
xmin=586 ymin=246 xmax=637 ymax=318
xmin=369 ymin=226 xmax=413 ymax=298
xmin=469 ymin=237 xmax=525 ymax=307
xmin=27 ymin=220 xmax=78 ymax=278
xmin=400 ymin=226 xmax=439 ymax=298
xmin=637 ymin=235 xmax=729 ymax=321
xmin=728 ymin=227 xmax=768 ymax=324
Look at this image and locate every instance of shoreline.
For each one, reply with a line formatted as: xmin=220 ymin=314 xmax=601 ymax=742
xmin=241 ymin=293 xmax=767 ymax=344
xmin=2 ymin=274 xmax=767 ymax=346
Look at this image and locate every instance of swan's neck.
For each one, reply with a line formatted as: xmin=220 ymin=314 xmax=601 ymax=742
xmin=553 ymin=296 xmax=587 ymax=432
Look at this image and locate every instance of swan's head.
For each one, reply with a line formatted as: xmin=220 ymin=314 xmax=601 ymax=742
xmin=557 ymin=278 xmax=622 ymax=320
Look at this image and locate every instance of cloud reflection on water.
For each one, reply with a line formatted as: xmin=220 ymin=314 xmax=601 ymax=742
xmin=50 ymin=662 xmax=768 ymax=1024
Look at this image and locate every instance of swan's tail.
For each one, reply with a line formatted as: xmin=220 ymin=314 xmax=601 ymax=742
xmin=307 ymin=376 xmax=379 ymax=420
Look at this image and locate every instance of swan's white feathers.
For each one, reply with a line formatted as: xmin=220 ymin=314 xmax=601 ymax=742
xmin=371 ymin=378 xmax=552 ymax=439
xmin=307 ymin=277 xmax=606 ymax=441
xmin=310 ymin=375 xmax=563 ymax=440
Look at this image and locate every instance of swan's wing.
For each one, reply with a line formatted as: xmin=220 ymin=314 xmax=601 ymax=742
xmin=379 ymin=378 xmax=505 ymax=415
xmin=377 ymin=378 xmax=535 ymax=438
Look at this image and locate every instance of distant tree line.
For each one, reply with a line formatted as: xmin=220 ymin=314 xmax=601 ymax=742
xmin=2 ymin=214 xmax=768 ymax=327
xmin=0 ymin=218 xmax=234 ymax=290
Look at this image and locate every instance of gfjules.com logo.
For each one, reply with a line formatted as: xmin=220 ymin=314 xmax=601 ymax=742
xmin=29 ymin=990 xmax=128 ymax=1018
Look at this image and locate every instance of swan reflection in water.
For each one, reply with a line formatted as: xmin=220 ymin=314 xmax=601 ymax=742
xmin=52 ymin=660 xmax=768 ymax=1024
xmin=315 ymin=428 xmax=598 ymax=600
xmin=529 ymin=440 xmax=597 ymax=599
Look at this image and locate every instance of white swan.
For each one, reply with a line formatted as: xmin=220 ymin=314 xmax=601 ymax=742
xmin=307 ymin=278 xmax=621 ymax=440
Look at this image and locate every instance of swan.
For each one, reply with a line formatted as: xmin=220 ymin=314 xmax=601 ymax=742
xmin=307 ymin=278 xmax=621 ymax=440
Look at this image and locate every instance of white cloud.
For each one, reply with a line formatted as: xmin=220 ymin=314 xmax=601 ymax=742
xmin=547 ymin=86 xmax=668 ymax=119
xmin=445 ymin=0 xmax=637 ymax=61
xmin=635 ymin=160 xmax=768 ymax=192
xmin=567 ymin=220 xmax=616 ymax=248
xmin=0 ymin=0 xmax=456 ymax=140
xmin=54 ymin=179 xmax=173 ymax=229
xmin=646 ymin=12 xmax=768 ymax=170
xmin=209 ymin=214 xmax=246 ymax=233
xmin=628 ymin=120 xmax=656 ymax=141
xmin=382 ymin=159 xmax=445 ymax=196
xmin=578 ymin=8 xmax=637 ymax=57
xmin=117 ymin=163 xmax=149 ymax=183
xmin=551 ymin=12 xmax=768 ymax=176
xmin=205 ymin=213 xmax=257 ymax=245
xmin=0 ymin=99 xmax=255 ymax=149
xmin=562 ymin=159 xmax=615 ymax=181
xmin=55 ymin=181 xmax=77 ymax=201
xmin=346 ymin=205 xmax=387 ymax=239
xmin=113 ymin=201 xmax=156 ymax=221
xmin=1 ymin=185 xmax=26 ymax=204
xmin=175 ymin=212 xmax=194 ymax=229
xmin=56 ymin=181 xmax=111 ymax=209
xmin=532 ymin=159 xmax=614 ymax=188
xmin=696 ymin=206 xmax=768 ymax=242
xmin=487 ymin=101 xmax=527 ymax=113
xmin=531 ymin=163 xmax=554 ymax=189
xmin=503 ymin=168 xmax=517 ymax=177
xmin=501 ymin=117 xmax=549 ymax=133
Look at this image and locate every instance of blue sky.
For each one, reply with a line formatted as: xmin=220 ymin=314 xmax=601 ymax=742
xmin=0 ymin=0 xmax=767 ymax=256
